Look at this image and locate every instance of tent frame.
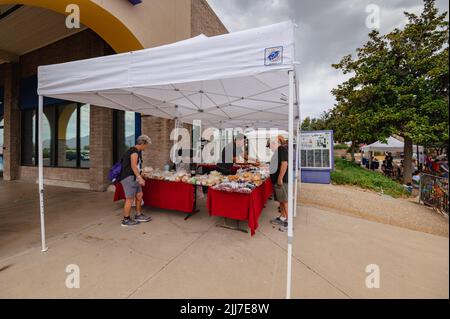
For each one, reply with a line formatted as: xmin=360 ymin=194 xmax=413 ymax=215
xmin=36 ymin=22 xmax=301 ymax=298
xmin=36 ymin=69 xmax=300 ymax=297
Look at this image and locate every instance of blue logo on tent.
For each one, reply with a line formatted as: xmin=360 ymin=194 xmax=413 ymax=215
xmin=265 ymin=46 xmax=283 ymax=65
xmin=268 ymin=50 xmax=280 ymax=62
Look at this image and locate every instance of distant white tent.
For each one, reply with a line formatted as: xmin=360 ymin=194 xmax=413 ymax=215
xmin=362 ymin=137 xmax=424 ymax=153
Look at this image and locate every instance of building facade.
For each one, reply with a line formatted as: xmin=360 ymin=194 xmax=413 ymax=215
xmin=0 ymin=0 xmax=227 ymax=191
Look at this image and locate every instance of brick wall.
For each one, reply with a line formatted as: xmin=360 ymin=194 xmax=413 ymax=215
xmin=141 ymin=116 xmax=175 ymax=169
xmin=20 ymin=29 xmax=114 ymax=79
xmin=0 ymin=64 xmax=3 ymax=86
xmin=89 ymin=106 xmax=114 ymax=191
xmin=191 ymin=0 xmax=228 ymax=37
xmin=15 ymin=30 xmax=114 ymax=190
xmin=19 ymin=166 xmax=91 ymax=189
xmin=1 ymin=63 xmax=21 ymax=181
xmin=141 ymin=116 xmax=195 ymax=170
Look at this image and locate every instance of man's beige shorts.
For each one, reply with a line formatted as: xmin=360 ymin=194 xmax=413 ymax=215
xmin=273 ymin=183 xmax=288 ymax=203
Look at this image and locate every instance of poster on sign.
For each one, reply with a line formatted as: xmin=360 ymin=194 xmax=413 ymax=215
xmin=300 ymin=131 xmax=333 ymax=170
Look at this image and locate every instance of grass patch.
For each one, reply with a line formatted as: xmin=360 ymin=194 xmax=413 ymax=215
xmin=331 ymin=158 xmax=409 ymax=198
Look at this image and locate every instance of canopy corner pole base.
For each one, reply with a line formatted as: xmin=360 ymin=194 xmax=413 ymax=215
xmin=38 ymin=95 xmax=48 ymax=253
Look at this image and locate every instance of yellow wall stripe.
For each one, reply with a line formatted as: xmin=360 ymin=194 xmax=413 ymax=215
xmin=0 ymin=0 xmax=144 ymax=53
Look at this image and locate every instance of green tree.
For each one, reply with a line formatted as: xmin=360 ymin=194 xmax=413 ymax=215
xmin=332 ymin=0 xmax=449 ymax=183
xmin=300 ymin=112 xmax=330 ymax=131
xmin=326 ymin=103 xmax=377 ymax=162
xmin=300 ymin=117 xmax=313 ymax=131
xmin=329 ymin=72 xmax=383 ymax=161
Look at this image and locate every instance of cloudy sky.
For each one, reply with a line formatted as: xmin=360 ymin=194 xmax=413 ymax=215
xmin=208 ymin=0 xmax=449 ymax=119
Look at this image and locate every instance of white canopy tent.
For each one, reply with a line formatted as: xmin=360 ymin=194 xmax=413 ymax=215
xmin=37 ymin=21 xmax=301 ymax=298
xmin=362 ymin=137 xmax=424 ymax=153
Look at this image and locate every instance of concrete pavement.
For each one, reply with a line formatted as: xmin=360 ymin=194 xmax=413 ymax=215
xmin=0 ymin=180 xmax=448 ymax=298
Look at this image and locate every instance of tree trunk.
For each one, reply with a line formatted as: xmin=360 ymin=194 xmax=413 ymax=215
xmin=350 ymin=140 xmax=356 ymax=162
xmin=403 ymin=136 xmax=413 ymax=185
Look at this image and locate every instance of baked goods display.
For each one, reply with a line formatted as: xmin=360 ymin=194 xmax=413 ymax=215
xmin=187 ymin=174 xmax=223 ymax=187
xmin=213 ymin=164 xmax=270 ymax=193
xmin=212 ymin=181 xmax=257 ymax=194
xmin=141 ymin=168 xmax=191 ymax=182
xmin=141 ymin=164 xmax=270 ymax=193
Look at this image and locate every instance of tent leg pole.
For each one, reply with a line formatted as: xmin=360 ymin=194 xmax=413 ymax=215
xmin=298 ymin=74 xmax=302 ymax=192
xmin=294 ymin=180 xmax=298 ymax=218
xmin=171 ymin=119 xmax=179 ymax=165
xmin=286 ymin=70 xmax=295 ymax=299
xmin=38 ymin=95 xmax=48 ymax=252
xmin=295 ymin=73 xmax=302 ymax=218
xmin=294 ymin=126 xmax=300 ymax=218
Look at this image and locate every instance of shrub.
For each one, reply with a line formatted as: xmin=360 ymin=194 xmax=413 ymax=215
xmin=331 ymin=158 xmax=409 ymax=198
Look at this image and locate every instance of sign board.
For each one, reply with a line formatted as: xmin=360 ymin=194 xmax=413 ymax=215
xmin=300 ymin=131 xmax=333 ymax=170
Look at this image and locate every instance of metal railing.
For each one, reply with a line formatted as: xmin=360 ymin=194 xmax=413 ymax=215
xmin=419 ymin=173 xmax=449 ymax=216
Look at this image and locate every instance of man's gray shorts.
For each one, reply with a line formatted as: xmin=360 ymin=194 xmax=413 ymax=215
xmin=121 ymin=175 xmax=143 ymax=199
xmin=273 ymin=183 xmax=288 ymax=203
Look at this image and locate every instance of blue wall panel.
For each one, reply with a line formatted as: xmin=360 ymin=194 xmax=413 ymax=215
xmin=301 ymin=169 xmax=331 ymax=184
xmin=135 ymin=113 xmax=142 ymax=137
xmin=19 ymin=75 xmax=65 ymax=110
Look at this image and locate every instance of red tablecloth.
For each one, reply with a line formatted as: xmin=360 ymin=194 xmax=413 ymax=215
xmin=206 ymin=179 xmax=273 ymax=236
xmin=114 ymin=179 xmax=195 ymax=214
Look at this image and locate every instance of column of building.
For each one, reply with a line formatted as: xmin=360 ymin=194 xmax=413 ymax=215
xmin=1 ymin=63 xmax=20 ymax=181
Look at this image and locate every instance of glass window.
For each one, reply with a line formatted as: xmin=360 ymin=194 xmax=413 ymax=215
xmin=21 ymin=109 xmax=36 ymax=166
xmin=43 ymin=106 xmax=56 ymax=167
xmin=57 ymin=103 xmax=77 ymax=168
xmin=20 ymin=103 xmax=90 ymax=169
xmin=80 ymin=104 xmax=90 ymax=168
xmin=114 ymin=110 xmax=137 ymax=163
xmin=125 ymin=111 xmax=136 ymax=150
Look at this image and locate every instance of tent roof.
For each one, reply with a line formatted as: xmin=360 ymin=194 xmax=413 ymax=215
xmin=362 ymin=137 xmax=424 ymax=153
xmin=38 ymin=21 xmax=298 ymax=130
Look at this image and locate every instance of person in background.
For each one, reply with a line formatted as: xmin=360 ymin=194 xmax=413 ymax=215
xmin=425 ymin=153 xmax=433 ymax=171
xmin=370 ymin=157 xmax=379 ymax=170
xmin=412 ymin=170 xmax=421 ymax=188
xmin=217 ymin=134 xmax=246 ymax=175
xmin=441 ymin=160 xmax=449 ymax=178
xmin=418 ymin=152 xmax=426 ymax=171
xmin=217 ymin=133 xmax=259 ymax=175
xmin=385 ymin=152 xmax=394 ymax=169
xmin=432 ymin=157 xmax=440 ymax=174
xmin=120 ymin=135 xmax=153 ymax=227
xmin=269 ymin=136 xmax=289 ymax=232
xmin=384 ymin=152 xmax=394 ymax=177
xmin=381 ymin=160 xmax=387 ymax=174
